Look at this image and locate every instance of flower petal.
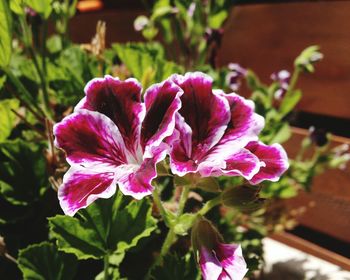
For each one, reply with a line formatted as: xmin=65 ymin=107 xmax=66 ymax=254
xmin=199 ymin=246 xmax=223 ymax=280
xmin=216 ymin=243 xmax=248 ymax=280
xmin=216 ymin=91 xmax=264 ymax=150
xmin=54 ymin=109 xmax=132 ymax=168
xmin=116 ymin=147 xmax=167 ymax=199
xmin=200 ymin=148 xmax=261 ymax=180
xmin=169 ymin=114 xmax=198 ymax=176
xmin=141 ymin=79 xmax=183 ymax=157
xmin=58 ymin=167 xmax=116 ymax=216
xmin=77 ymin=75 xmax=145 ymax=155
xmin=245 ymin=141 xmax=289 ymax=184
xmin=171 ymin=72 xmax=231 ymax=160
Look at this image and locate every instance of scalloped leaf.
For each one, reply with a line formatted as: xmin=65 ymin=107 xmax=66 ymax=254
xmin=18 ymin=242 xmax=77 ymax=280
xmin=49 ymin=194 xmax=157 ymax=260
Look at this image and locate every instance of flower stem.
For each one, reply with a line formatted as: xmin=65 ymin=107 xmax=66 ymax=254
xmin=160 ymin=227 xmax=176 ymax=257
xmin=288 ymin=68 xmax=300 ymax=94
xmin=177 ymin=185 xmax=190 ymax=216
xmin=104 ymin=253 xmax=109 ymax=280
xmin=4 ymin=68 xmax=46 ymax=118
xmin=153 ymin=187 xmax=172 ymax=227
xmin=198 ymin=195 xmax=222 ymax=216
xmin=4 ymin=253 xmax=17 ymax=264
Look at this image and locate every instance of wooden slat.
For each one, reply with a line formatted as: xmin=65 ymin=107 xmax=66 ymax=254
xmin=218 ymin=1 xmax=350 ymax=119
xmin=283 ymin=127 xmax=350 ymax=243
xmin=69 ymin=10 xmax=144 ymax=44
xmin=270 ymin=232 xmax=350 ymax=271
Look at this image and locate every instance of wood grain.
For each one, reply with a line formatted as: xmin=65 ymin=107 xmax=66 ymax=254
xmin=218 ymin=1 xmax=350 ymax=119
xmin=284 ymin=127 xmax=350 ymax=243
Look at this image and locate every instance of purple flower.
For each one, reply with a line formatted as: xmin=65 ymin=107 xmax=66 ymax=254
xmin=200 ymin=243 xmax=248 ymax=280
xmin=167 ymin=72 xmax=288 ymax=184
xmin=192 ymin=218 xmax=248 ymax=280
xmin=271 ymin=70 xmax=290 ymax=100
xmin=309 ymin=126 xmax=328 ymax=147
xmin=187 ymin=2 xmax=196 ymax=17
xmin=245 ymin=141 xmax=289 ymax=185
xmin=226 ymin=63 xmax=247 ymax=91
xmin=54 ymin=75 xmax=182 ymax=216
xmin=205 ymin=28 xmax=224 ymax=47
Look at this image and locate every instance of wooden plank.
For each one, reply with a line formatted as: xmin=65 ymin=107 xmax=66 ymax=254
xmin=69 ymin=10 xmax=144 ymax=44
xmin=283 ymin=127 xmax=350 ymax=243
xmin=270 ymin=232 xmax=350 ymax=271
xmin=218 ymin=1 xmax=350 ymax=119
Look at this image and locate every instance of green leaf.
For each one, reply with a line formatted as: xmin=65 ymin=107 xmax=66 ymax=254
xmin=0 ymin=0 xmax=12 ymax=67
xmin=48 ymin=215 xmax=107 ymax=259
xmin=18 ymin=242 xmax=77 ymax=280
xmin=112 ymin=42 xmax=182 ymax=86
xmin=269 ymin=122 xmax=291 ymax=144
xmin=173 ymin=213 xmax=197 ymax=236
xmin=46 ymin=35 xmax=62 ymax=53
xmin=150 ymin=253 xmax=199 ymax=280
xmin=0 ymin=140 xmax=48 ymax=205
xmin=10 ymin=0 xmax=24 ymax=14
xmin=0 ymin=74 xmax=6 ymax=89
xmin=0 ymin=99 xmax=19 ymax=142
xmin=279 ymin=89 xmax=302 ymax=116
xmin=208 ymin=10 xmax=228 ymax=29
xmin=25 ymin=0 xmax=53 ymax=19
xmin=49 ymin=194 xmax=157 ymax=260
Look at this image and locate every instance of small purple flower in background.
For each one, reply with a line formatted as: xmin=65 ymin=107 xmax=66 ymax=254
xmin=54 ymin=75 xmax=182 ymax=215
xmin=25 ymin=7 xmax=37 ymax=17
xmin=226 ymin=63 xmax=247 ymax=91
xmin=271 ymin=69 xmax=290 ymax=100
xmin=167 ymin=72 xmax=288 ymax=184
xmin=192 ymin=218 xmax=248 ymax=280
xmin=205 ymin=28 xmax=224 ymax=47
xmin=187 ymin=2 xmax=196 ymax=17
xmin=309 ymin=126 xmax=328 ymax=147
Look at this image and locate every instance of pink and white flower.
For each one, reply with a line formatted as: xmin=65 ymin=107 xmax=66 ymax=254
xmin=199 ymin=243 xmax=248 ymax=280
xmin=167 ymin=72 xmax=288 ymax=184
xmin=54 ymin=75 xmax=182 ymax=216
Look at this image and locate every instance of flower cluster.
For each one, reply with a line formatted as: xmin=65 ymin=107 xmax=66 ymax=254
xmin=54 ymin=72 xmax=289 ymax=279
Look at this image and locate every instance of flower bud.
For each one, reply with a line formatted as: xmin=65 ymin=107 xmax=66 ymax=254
xmin=221 ymin=185 xmax=265 ymax=212
xmin=294 ymin=45 xmax=323 ymax=73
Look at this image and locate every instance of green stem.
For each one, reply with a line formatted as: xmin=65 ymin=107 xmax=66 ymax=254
xmin=177 ymin=185 xmax=190 ymax=216
xmin=4 ymin=68 xmax=46 ymax=118
xmin=288 ymin=68 xmax=300 ymax=94
xmin=160 ymin=227 xmax=176 ymax=257
xmin=153 ymin=187 xmax=171 ymax=227
xmin=198 ymin=195 xmax=222 ymax=216
xmin=103 ymin=253 xmax=109 ymax=280
xmin=28 ymin=47 xmax=51 ymax=119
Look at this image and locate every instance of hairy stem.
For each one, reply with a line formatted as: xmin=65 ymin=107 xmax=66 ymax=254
xmin=153 ymin=186 xmax=172 ymax=227
xmin=177 ymin=185 xmax=190 ymax=216
xmin=104 ymin=253 xmax=110 ymax=280
xmin=198 ymin=195 xmax=222 ymax=216
xmin=160 ymin=227 xmax=176 ymax=257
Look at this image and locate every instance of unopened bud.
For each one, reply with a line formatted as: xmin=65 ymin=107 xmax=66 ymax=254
xmin=191 ymin=217 xmax=222 ymax=255
xmin=221 ymin=185 xmax=265 ymax=212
